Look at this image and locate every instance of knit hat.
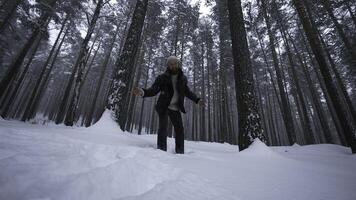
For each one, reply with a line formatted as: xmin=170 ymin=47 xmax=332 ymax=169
xmin=166 ymin=56 xmax=181 ymax=68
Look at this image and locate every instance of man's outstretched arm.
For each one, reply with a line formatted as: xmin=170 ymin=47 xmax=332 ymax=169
xmin=184 ymin=81 xmax=200 ymax=104
xmin=141 ymin=75 xmax=162 ymax=97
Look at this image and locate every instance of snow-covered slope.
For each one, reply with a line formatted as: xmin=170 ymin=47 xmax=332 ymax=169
xmin=0 ymin=112 xmax=355 ymax=200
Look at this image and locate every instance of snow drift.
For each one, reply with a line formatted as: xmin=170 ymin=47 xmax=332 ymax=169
xmin=0 ymin=114 xmax=355 ymax=200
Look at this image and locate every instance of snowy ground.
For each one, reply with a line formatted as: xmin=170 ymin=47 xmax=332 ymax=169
xmin=1 ymin=111 xmax=356 ymax=200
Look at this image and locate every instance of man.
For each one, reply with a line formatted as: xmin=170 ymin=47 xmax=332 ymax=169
xmin=132 ymin=56 xmax=205 ymax=154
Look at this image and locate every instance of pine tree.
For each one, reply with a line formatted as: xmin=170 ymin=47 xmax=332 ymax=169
xmin=63 ymin=0 xmax=103 ymax=126
xmin=292 ymin=0 xmax=356 ymax=153
xmin=107 ymin=0 xmax=148 ymax=131
xmin=0 ymin=0 xmax=57 ymax=98
xmin=260 ymin=0 xmax=297 ymax=145
xmin=227 ymin=0 xmax=266 ymax=150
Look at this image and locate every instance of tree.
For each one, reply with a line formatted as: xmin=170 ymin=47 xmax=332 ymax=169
xmin=319 ymin=0 xmax=356 ymax=69
xmin=61 ymin=0 xmax=104 ymax=126
xmin=215 ymin=0 xmax=234 ymax=143
xmin=108 ymin=0 xmax=148 ymax=131
xmin=292 ymin=0 xmax=356 ymax=153
xmin=0 ymin=0 xmax=22 ymax=34
xmin=227 ymin=0 xmax=266 ymax=150
xmin=0 ymin=0 xmax=57 ymax=98
xmin=21 ymin=15 xmax=69 ymax=121
xmin=83 ymin=22 xmax=119 ymax=127
xmin=260 ymin=0 xmax=297 ymax=145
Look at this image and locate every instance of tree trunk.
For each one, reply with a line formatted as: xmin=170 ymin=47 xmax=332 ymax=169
xmin=0 ymin=0 xmax=56 ymax=98
xmin=200 ymin=42 xmax=206 ymax=141
xmin=0 ymin=0 xmax=22 ymax=34
xmin=192 ymin=58 xmax=197 ymax=140
xmin=64 ymin=0 xmax=103 ymax=126
xmin=125 ymin=45 xmax=145 ymax=131
xmin=344 ymin=0 xmax=356 ymax=27
xmin=318 ymin=31 xmax=356 ymax=129
xmin=290 ymin=35 xmax=334 ymax=143
xmin=0 ymin=34 xmax=41 ymax=118
xmin=252 ymin=18 xmax=280 ymax=145
xmin=138 ymin=64 xmax=150 ymax=135
xmin=284 ymin=38 xmax=315 ymax=144
xmin=216 ymin=0 xmax=232 ymax=143
xmin=227 ymin=0 xmax=266 ymax=150
xmin=298 ymin=23 xmax=346 ymax=145
xmin=260 ymin=0 xmax=297 ymax=145
xmin=21 ymin=16 xmax=68 ymax=121
xmin=30 ymin=24 xmax=69 ymax=121
xmin=320 ymin=0 xmax=356 ymax=69
xmin=107 ymin=0 xmax=148 ymax=131
xmin=304 ymin=0 xmax=356 ymax=128
xmin=292 ymin=0 xmax=356 ymax=153
xmin=85 ymin=26 xmax=119 ymax=127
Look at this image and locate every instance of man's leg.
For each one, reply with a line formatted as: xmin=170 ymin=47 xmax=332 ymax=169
xmin=157 ymin=111 xmax=168 ymax=151
xmin=168 ymin=109 xmax=184 ymax=154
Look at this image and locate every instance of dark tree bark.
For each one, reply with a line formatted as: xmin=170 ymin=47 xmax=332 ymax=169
xmin=318 ymin=31 xmax=356 ymax=129
xmin=344 ymin=0 xmax=356 ymax=27
xmin=260 ymin=0 xmax=297 ymax=145
xmin=81 ymin=39 xmax=103 ymax=90
xmin=290 ymin=35 xmax=334 ymax=143
xmin=107 ymin=0 xmax=148 ymax=131
xmin=304 ymin=1 xmax=356 ymax=129
xmin=0 ymin=34 xmax=41 ymax=118
xmin=138 ymin=64 xmax=149 ymax=135
xmin=204 ymin=27 xmax=213 ymax=142
xmin=200 ymin=40 xmax=206 ymax=141
xmin=0 ymin=0 xmax=57 ymax=98
xmin=227 ymin=0 xmax=266 ymax=150
xmin=270 ymin=2 xmax=316 ymax=144
xmin=0 ymin=0 xmax=22 ymax=34
xmin=320 ymin=0 xmax=356 ymax=69
xmin=149 ymin=82 xmax=157 ymax=135
xmin=21 ymin=16 xmax=68 ymax=121
xmin=85 ymin=26 xmax=119 ymax=127
xmin=282 ymin=31 xmax=315 ymax=144
xmin=292 ymin=0 xmax=356 ymax=153
xmin=251 ymin=15 xmax=280 ymax=145
xmin=29 ymin=24 xmax=69 ymax=120
xmin=125 ymin=44 xmax=145 ymax=131
xmin=215 ymin=0 xmax=233 ymax=143
xmin=192 ymin=56 xmax=197 ymax=140
xmin=298 ymin=24 xmax=346 ymax=145
xmin=64 ymin=0 xmax=103 ymax=126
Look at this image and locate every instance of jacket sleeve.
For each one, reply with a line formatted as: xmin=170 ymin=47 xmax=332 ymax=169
xmin=142 ymin=75 xmax=161 ymax=97
xmin=184 ymin=77 xmax=200 ymax=104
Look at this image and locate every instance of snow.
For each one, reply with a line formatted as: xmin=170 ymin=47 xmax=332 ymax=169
xmin=1 ymin=113 xmax=356 ymax=200
xmin=89 ymin=109 xmax=119 ymax=132
xmin=239 ymin=138 xmax=276 ymax=156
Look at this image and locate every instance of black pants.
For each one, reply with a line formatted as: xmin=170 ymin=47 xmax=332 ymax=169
xmin=157 ymin=109 xmax=184 ymax=154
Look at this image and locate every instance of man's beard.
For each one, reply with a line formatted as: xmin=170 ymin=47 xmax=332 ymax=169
xmin=168 ymin=68 xmax=179 ymax=75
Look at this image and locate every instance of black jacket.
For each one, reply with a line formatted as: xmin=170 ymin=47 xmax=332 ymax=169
xmin=142 ymin=69 xmax=200 ymax=114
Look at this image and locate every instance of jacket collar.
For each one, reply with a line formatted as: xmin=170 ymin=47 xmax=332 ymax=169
xmin=163 ymin=68 xmax=183 ymax=78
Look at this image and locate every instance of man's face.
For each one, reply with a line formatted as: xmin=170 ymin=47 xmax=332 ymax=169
xmin=168 ymin=60 xmax=179 ymax=72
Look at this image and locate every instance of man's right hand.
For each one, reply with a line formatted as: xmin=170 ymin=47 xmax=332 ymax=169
xmin=198 ymin=99 xmax=206 ymax=107
xmin=132 ymin=87 xmax=144 ymax=96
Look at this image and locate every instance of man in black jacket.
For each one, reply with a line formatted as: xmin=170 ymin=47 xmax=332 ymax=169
xmin=132 ymin=56 xmax=204 ymax=154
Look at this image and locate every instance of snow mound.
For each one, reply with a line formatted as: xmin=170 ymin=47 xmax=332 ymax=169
xmin=1 ymin=119 xmax=356 ymax=200
xmin=240 ymin=138 xmax=277 ymax=156
xmin=297 ymin=143 xmax=352 ymax=155
xmin=89 ymin=109 xmax=120 ymax=132
xmin=292 ymin=143 xmax=301 ymax=147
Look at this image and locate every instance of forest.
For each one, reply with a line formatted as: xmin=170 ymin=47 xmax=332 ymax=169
xmin=0 ymin=0 xmax=355 ymax=153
